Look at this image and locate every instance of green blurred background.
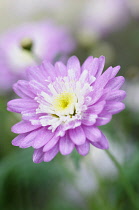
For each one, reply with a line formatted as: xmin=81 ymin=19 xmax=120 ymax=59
xmin=0 ymin=0 xmax=139 ymax=209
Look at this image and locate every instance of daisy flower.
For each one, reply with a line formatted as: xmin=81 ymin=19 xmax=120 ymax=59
xmin=7 ymin=56 xmax=126 ymax=163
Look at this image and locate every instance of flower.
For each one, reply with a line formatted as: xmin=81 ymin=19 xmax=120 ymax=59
xmin=0 ymin=21 xmax=75 ymax=92
xmin=7 ymin=56 xmax=126 ymax=163
xmin=80 ymin=0 xmax=129 ymax=38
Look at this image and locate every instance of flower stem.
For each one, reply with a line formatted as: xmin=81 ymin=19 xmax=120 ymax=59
xmin=105 ymin=150 xmax=138 ymax=209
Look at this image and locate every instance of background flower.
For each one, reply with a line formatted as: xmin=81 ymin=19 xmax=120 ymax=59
xmin=0 ymin=21 xmax=75 ymax=92
xmin=7 ymin=56 xmax=125 ymax=163
xmin=79 ymin=0 xmax=129 ymax=39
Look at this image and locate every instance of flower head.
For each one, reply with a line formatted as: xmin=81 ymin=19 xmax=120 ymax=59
xmin=0 ymin=21 xmax=75 ymax=92
xmin=80 ymin=0 xmax=129 ymax=38
xmin=7 ymin=56 xmax=126 ymax=163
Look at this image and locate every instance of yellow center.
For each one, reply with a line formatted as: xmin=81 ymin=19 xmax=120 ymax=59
xmin=20 ymin=37 xmax=33 ymax=51
xmin=52 ymin=92 xmax=77 ymax=115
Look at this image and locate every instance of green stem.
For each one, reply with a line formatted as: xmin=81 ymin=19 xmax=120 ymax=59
xmin=105 ymin=150 xmax=138 ymax=209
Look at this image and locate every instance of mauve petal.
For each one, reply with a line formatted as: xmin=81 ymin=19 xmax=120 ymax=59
xmin=19 ymin=129 xmax=40 ymax=148
xmin=7 ymin=99 xmax=38 ymax=113
xmin=82 ymin=113 xmax=97 ymax=126
xmin=43 ymin=136 xmax=59 ymax=152
xmin=105 ymin=76 xmax=125 ymax=90
xmin=82 ymin=126 xmax=102 ymax=142
xmin=89 ymin=67 xmax=116 ymax=104
xmin=95 ymin=56 xmax=105 ymax=78
xmin=109 ymin=66 xmax=120 ymax=79
xmin=55 ymin=62 xmax=67 ymax=77
xmin=95 ymin=114 xmax=112 ymax=126
xmin=82 ymin=56 xmax=98 ymax=76
xmin=33 ymin=148 xmax=44 ymax=163
xmin=12 ymin=134 xmax=27 ymax=146
xmin=59 ymin=133 xmax=74 ymax=155
xmin=90 ymin=132 xmax=109 ymax=149
xmin=86 ymin=101 xmax=106 ymax=115
xmin=13 ymin=80 xmax=35 ymax=99
xmin=11 ymin=121 xmax=41 ymax=134
xmin=29 ymin=80 xmax=47 ymax=94
xmin=21 ymin=110 xmax=37 ymax=121
xmin=81 ymin=56 xmax=94 ymax=71
xmin=107 ymin=90 xmax=126 ymax=101
xmin=68 ymin=126 xmax=86 ymax=145
xmin=42 ymin=60 xmax=56 ymax=80
xmin=27 ymin=66 xmax=46 ymax=82
xmin=94 ymin=66 xmax=113 ymax=89
xmin=88 ymin=88 xmax=104 ymax=105
xmin=76 ymin=140 xmax=90 ymax=156
xmin=33 ymin=128 xmax=55 ymax=149
xmin=44 ymin=144 xmax=59 ymax=162
xmin=96 ymin=88 xmax=109 ymax=102
xmin=67 ymin=56 xmax=80 ymax=79
xmin=103 ymin=102 xmax=125 ymax=114
xmin=90 ymin=66 xmax=121 ymax=104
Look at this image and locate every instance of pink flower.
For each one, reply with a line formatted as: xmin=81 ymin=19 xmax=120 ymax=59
xmin=7 ymin=56 xmax=126 ymax=163
xmin=0 ymin=21 xmax=75 ymax=92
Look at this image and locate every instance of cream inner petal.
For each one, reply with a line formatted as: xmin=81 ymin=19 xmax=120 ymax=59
xmin=35 ymin=75 xmax=94 ymax=132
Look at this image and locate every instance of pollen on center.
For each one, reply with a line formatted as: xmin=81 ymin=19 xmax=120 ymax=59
xmin=52 ymin=91 xmax=77 ymax=115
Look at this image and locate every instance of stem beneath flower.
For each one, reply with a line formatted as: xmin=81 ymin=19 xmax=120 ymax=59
xmin=105 ymin=150 xmax=138 ymax=209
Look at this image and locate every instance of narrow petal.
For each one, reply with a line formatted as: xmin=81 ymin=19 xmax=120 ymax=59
xmin=81 ymin=56 xmax=94 ymax=72
xmin=11 ymin=121 xmax=41 ymax=134
xmin=83 ymin=126 xmax=102 ymax=142
xmin=90 ymin=67 xmax=121 ymax=104
xmin=29 ymin=80 xmax=47 ymax=94
xmin=82 ymin=113 xmax=97 ymax=126
xmin=68 ymin=126 xmax=86 ymax=145
xmin=82 ymin=56 xmax=98 ymax=76
xmin=105 ymin=76 xmax=125 ymax=90
xmin=90 ymin=132 xmax=109 ymax=149
xmin=27 ymin=66 xmax=46 ymax=82
xmin=106 ymin=90 xmax=126 ymax=102
xmin=94 ymin=66 xmax=113 ymax=90
xmin=43 ymin=136 xmax=59 ymax=152
xmin=21 ymin=110 xmax=38 ymax=121
xmin=13 ymin=80 xmax=35 ymax=99
xmin=85 ymin=101 xmax=106 ymax=115
xmin=12 ymin=134 xmax=27 ymax=146
xmin=88 ymin=88 xmax=104 ymax=105
xmin=95 ymin=114 xmax=112 ymax=126
xmin=67 ymin=56 xmax=80 ymax=79
xmin=76 ymin=141 xmax=90 ymax=156
xmin=7 ymin=99 xmax=38 ymax=113
xmin=59 ymin=133 xmax=74 ymax=155
xmin=42 ymin=60 xmax=56 ymax=79
xmin=33 ymin=127 xmax=55 ymax=149
xmin=103 ymin=102 xmax=125 ymax=114
xmin=19 ymin=129 xmax=40 ymax=148
xmin=44 ymin=144 xmax=59 ymax=162
xmin=110 ymin=66 xmax=120 ymax=79
xmin=55 ymin=62 xmax=67 ymax=77
xmin=33 ymin=148 xmax=44 ymax=163
xmin=95 ymin=56 xmax=105 ymax=78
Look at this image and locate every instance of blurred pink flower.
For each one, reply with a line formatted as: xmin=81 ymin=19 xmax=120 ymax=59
xmin=80 ymin=0 xmax=129 ymax=38
xmin=0 ymin=21 xmax=75 ymax=92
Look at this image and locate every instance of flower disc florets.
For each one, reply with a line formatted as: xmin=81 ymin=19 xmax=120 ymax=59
xmin=7 ymin=56 xmax=126 ymax=163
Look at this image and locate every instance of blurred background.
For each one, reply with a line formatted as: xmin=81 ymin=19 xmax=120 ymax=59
xmin=0 ymin=0 xmax=139 ymax=209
